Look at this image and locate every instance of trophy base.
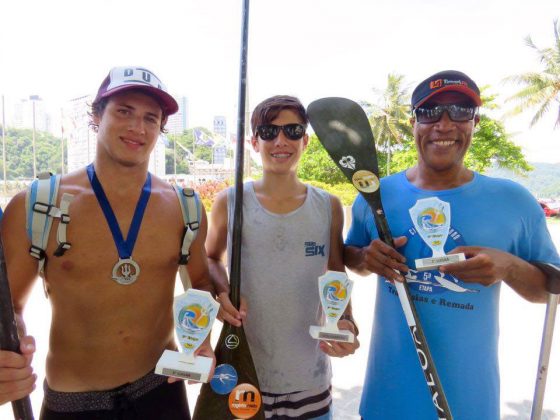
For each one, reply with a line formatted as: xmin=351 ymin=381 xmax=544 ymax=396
xmin=415 ymin=253 xmax=466 ymax=272
xmin=309 ymin=326 xmax=354 ymax=343
xmin=155 ymin=349 xmax=212 ymax=383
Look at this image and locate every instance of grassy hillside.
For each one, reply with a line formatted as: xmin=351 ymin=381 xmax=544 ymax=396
xmin=486 ymin=162 xmax=560 ymax=199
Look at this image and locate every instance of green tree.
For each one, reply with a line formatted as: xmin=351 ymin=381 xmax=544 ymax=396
xmin=165 ymin=127 xmax=217 ymax=174
xmin=0 ymin=128 xmax=64 ymax=179
xmin=298 ymin=134 xmax=348 ymax=184
xmin=164 ymin=136 xmax=190 ymax=175
xmin=466 ymin=115 xmax=531 ymax=173
xmin=362 ymin=73 xmax=413 ymax=176
xmin=505 ymin=19 xmax=560 ymax=128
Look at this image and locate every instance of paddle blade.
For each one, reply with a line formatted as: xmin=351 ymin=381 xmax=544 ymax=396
xmin=308 ymin=97 xmax=393 ymax=245
xmin=308 ymin=97 xmax=380 ymax=179
xmin=193 ymin=322 xmax=264 ymax=420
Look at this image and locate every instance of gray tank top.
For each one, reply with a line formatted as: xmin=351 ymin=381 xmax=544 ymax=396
xmin=227 ymin=181 xmax=333 ymax=393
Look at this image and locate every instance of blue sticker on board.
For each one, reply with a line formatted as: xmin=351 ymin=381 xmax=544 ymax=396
xmin=210 ymin=364 xmax=238 ymax=395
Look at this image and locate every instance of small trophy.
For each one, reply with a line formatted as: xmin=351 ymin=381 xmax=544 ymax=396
xmin=156 ymin=289 xmax=219 ymax=382
xmin=309 ymin=271 xmax=355 ymax=343
xmin=409 ymin=197 xmax=465 ymax=272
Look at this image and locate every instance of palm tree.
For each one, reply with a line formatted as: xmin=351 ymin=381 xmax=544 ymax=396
xmin=362 ymin=73 xmax=412 ymax=176
xmin=505 ymin=19 xmax=560 ymax=129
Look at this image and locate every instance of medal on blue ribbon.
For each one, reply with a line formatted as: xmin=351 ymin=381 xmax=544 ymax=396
xmin=87 ymin=164 xmax=151 ymax=285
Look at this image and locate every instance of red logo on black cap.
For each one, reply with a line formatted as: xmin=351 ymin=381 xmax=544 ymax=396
xmin=430 ymin=79 xmax=443 ymax=89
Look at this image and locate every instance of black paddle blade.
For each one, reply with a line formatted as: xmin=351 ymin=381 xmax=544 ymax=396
xmin=193 ymin=323 xmax=264 ymax=420
xmin=308 ymin=97 xmax=394 ymax=246
xmin=308 ymin=97 xmax=380 ymax=178
xmin=0 ymin=242 xmax=35 ymax=420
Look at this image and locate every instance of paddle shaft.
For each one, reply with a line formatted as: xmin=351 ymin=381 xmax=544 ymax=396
xmin=193 ymin=2 xmax=264 ymax=418
xmin=230 ymin=0 xmax=250 ymax=308
xmin=362 ymin=191 xmax=453 ymax=420
xmin=531 ymin=292 xmax=559 ymax=420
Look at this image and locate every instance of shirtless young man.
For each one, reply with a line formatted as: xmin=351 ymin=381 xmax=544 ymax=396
xmin=0 ymin=66 xmax=214 ymax=419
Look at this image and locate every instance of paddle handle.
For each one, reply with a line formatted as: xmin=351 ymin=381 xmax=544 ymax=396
xmin=229 ymin=0 xmax=250 ymax=310
xmin=0 ymin=242 xmax=35 ymax=420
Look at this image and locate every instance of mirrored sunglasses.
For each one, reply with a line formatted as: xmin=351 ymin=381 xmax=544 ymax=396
xmin=414 ymin=104 xmax=477 ymax=124
xmin=256 ymin=123 xmax=306 ymax=141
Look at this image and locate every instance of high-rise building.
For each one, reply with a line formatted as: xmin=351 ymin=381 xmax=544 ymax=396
xmin=149 ymin=135 xmax=167 ymax=176
xmin=13 ymin=96 xmax=51 ymax=133
xmin=65 ymin=95 xmax=95 ymax=173
xmin=166 ymin=96 xmax=188 ymax=135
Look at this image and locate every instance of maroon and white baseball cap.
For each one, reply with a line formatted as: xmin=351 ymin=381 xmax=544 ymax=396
xmin=94 ymin=66 xmax=179 ymax=115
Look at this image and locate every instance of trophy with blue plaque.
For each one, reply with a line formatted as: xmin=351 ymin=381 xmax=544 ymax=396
xmin=309 ymin=271 xmax=355 ymax=343
xmin=409 ymin=197 xmax=465 ymax=272
xmin=156 ymin=289 xmax=219 ymax=383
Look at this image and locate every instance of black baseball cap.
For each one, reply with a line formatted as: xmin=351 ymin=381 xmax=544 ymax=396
xmin=411 ymin=70 xmax=482 ymax=109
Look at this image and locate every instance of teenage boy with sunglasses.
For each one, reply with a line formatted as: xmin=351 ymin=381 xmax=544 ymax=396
xmin=0 ymin=67 xmax=214 ymax=419
xmin=206 ymin=95 xmax=359 ymax=419
xmin=344 ymin=70 xmax=560 ymax=419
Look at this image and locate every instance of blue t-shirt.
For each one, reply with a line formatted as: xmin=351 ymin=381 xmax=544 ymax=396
xmin=346 ymin=171 xmax=560 ymax=420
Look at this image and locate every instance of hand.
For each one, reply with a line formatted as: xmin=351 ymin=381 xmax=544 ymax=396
xmin=440 ymin=246 xmax=513 ymax=286
xmin=194 ymin=338 xmax=216 ymax=385
xmin=361 ymin=237 xmax=409 ymax=282
xmin=167 ymin=337 xmax=216 ymax=385
xmin=0 ymin=336 xmax=37 ymax=404
xmin=216 ymin=292 xmax=247 ymax=327
xmin=319 ymin=319 xmax=360 ymax=358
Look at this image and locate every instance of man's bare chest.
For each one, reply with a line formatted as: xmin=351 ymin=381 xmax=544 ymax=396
xmin=43 ymin=193 xmax=184 ymax=283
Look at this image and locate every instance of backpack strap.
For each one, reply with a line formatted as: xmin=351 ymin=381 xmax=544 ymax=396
xmin=174 ymin=186 xmax=201 ymax=290
xmin=25 ymin=172 xmax=74 ymax=274
xmin=53 ymin=193 xmax=74 ymax=257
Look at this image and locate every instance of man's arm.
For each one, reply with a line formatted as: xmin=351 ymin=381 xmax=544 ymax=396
xmin=0 ymin=191 xmax=39 ymax=404
xmin=344 ymin=239 xmax=409 ymax=282
xmin=327 ymin=196 xmax=344 ymax=273
xmin=184 ymin=204 xmax=214 ymax=295
xmin=205 ymin=190 xmax=245 ymax=327
xmin=321 ymin=196 xmax=360 ymax=357
xmin=176 ymin=202 xmax=216 ymax=379
xmin=206 ymin=190 xmax=229 ymax=296
xmin=441 ymin=246 xmax=549 ymax=303
xmin=328 ymin=196 xmax=355 ymax=330
xmin=441 ymin=194 xmax=560 ymax=303
xmin=530 ymin=261 xmax=560 ymax=295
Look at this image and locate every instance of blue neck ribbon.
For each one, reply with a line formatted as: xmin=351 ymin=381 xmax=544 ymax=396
xmin=86 ymin=163 xmax=151 ymax=260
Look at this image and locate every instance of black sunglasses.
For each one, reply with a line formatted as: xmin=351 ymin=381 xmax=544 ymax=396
xmin=414 ymin=104 xmax=477 ymax=124
xmin=256 ymin=123 xmax=306 ymax=141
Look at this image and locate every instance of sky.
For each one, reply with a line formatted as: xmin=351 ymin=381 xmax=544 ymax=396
xmin=1 ymin=0 xmax=559 ymax=163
